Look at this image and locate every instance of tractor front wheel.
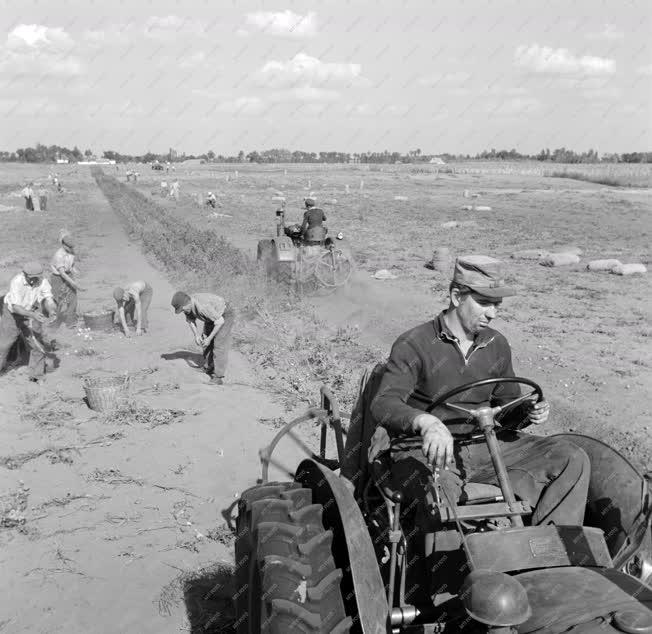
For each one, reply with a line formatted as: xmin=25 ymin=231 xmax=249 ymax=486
xmin=235 ymin=482 xmax=351 ymax=634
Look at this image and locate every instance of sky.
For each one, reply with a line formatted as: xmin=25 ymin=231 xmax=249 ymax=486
xmin=0 ymin=0 xmax=650 ymax=156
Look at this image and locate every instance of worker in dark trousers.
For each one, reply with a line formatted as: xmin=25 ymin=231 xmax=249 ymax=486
xmin=171 ymin=290 xmax=236 ymax=385
xmin=0 ymin=262 xmax=58 ymax=383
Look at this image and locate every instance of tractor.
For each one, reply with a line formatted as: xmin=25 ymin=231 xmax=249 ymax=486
xmin=234 ymin=370 xmax=652 ymax=633
xmin=256 ymin=200 xmax=353 ymax=290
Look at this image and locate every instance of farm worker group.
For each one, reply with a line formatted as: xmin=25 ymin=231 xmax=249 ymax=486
xmin=0 ymin=246 xmax=235 ymax=387
xmin=21 ymin=182 xmax=50 ymax=211
xmin=342 ymin=255 xmax=589 ymax=527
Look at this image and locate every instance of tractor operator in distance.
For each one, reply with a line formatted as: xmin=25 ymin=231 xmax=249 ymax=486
xmin=300 ymin=197 xmax=328 ymax=245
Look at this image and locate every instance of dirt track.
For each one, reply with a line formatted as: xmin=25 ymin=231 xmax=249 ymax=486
xmin=0 ymin=173 xmax=302 ymax=633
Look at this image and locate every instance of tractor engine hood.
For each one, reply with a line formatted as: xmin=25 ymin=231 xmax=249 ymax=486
xmin=516 ymin=567 xmax=652 ymax=634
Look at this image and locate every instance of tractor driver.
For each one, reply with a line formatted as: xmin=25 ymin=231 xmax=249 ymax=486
xmin=300 ymin=197 xmax=327 ymax=245
xmin=369 ymin=255 xmax=590 ymax=527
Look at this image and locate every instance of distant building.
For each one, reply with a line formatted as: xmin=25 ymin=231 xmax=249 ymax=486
xmin=429 ymin=157 xmax=446 ymax=165
xmin=55 ymin=158 xmax=69 ymax=164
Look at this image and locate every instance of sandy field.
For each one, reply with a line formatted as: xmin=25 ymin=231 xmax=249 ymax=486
xmin=0 ymin=161 xmax=650 ymax=633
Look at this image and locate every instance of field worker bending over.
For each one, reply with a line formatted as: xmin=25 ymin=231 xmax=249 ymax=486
xmin=171 ymin=290 xmax=236 ymax=386
xmin=206 ymin=191 xmax=217 ymax=208
xmin=113 ymin=281 xmax=153 ymax=337
xmin=0 ymin=262 xmax=58 ymax=383
xmin=301 ymin=197 xmax=327 ymax=245
xmin=367 ymin=255 xmax=590 ymax=527
xmin=50 ymin=231 xmax=84 ymax=328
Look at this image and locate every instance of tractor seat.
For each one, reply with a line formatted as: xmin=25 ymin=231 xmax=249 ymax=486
xmin=462 ymin=482 xmax=504 ymax=503
xmin=371 ymin=438 xmax=504 ymax=507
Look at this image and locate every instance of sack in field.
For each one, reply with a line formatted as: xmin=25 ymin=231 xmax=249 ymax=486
xmin=610 ymin=263 xmax=647 ymax=276
xmin=512 ymin=249 xmax=549 ymax=260
xmin=539 ymin=253 xmax=581 ymax=267
xmin=586 ymin=259 xmax=622 ymax=272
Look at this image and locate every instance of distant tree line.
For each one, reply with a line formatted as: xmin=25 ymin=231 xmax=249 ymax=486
xmin=475 ymin=148 xmax=652 ymax=163
xmin=1 ymin=144 xmax=650 ymax=164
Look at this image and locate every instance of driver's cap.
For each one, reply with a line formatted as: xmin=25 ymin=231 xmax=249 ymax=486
xmin=453 ymin=255 xmax=516 ymax=298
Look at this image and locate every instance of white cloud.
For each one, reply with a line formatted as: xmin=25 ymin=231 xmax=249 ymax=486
xmin=236 ymin=28 xmax=249 ymax=38
xmin=636 ymin=64 xmax=652 ymax=76
xmin=586 ymin=23 xmax=624 ymax=41
xmin=515 ymin=44 xmax=615 ymax=75
xmin=0 ymin=24 xmax=83 ymax=77
xmin=245 ymin=10 xmax=317 ymax=38
xmin=257 ymin=52 xmax=361 ymax=87
xmin=417 ymin=71 xmax=471 ymax=87
xmin=8 ymin=24 xmax=71 ymax=48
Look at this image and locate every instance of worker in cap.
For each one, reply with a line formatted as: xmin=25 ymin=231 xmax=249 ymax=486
xmin=300 ymin=196 xmax=327 ymax=245
xmin=50 ymin=231 xmax=85 ymax=328
xmin=342 ymin=254 xmax=589 ymax=529
xmin=171 ymin=289 xmax=236 ymax=386
xmin=206 ymin=191 xmax=217 ymax=208
xmin=113 ymin=281 xmax=153 ymax=337
xmin=0 ymin=262 xmax=58 ymax=382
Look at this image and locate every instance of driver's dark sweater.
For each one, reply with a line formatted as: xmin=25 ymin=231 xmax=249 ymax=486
xmin=370 ymin=312 xmax=521 ymax=436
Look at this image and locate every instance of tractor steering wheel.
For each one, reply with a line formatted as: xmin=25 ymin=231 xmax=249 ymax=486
xmin=425 ymin=377 xmax=544 ymax=432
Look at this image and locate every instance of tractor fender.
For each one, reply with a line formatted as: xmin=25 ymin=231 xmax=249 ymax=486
xmin=273 ymin=237 xmax=296 ymax=262
xmin=552 ymin=433 xmax=651 ymax=571
xmin=295 ymin=459 xmax=390 ymax=634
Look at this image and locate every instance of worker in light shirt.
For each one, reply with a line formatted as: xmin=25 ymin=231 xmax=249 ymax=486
xmin=0 ymin=262 xmax=58 ymax=382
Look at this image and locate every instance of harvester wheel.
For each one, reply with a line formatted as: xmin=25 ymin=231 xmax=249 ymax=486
xmin=235 ymin=483 xmax=351 ymax=634
xmin=314 ymin=249 xmax=353 ymax=288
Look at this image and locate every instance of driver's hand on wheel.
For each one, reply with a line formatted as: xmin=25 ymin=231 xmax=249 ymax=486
xmin=526 ymin=398 xmax=550 ymax=425
xmin=412 ymin=414 xmax=455 ymax=469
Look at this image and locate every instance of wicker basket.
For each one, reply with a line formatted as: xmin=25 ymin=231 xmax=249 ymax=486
xmin=83 ymin=375 xmax=129 ymax=412
xmin=82 ymin=310 xmax=115 ymax=332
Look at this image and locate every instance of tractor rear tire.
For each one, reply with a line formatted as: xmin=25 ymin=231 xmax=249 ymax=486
xmin=235 ymin=482 xmax=351 ymax=634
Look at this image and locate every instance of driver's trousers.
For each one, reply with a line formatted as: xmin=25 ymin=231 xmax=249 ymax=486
xmin=390 ymin=432 xmax=590 ymax=526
